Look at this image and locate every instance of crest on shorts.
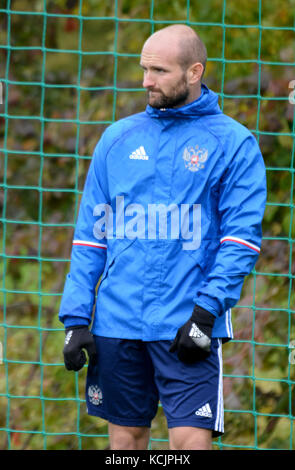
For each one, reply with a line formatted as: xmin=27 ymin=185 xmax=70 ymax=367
xmin=88 ymin=385 xmax=103 ymax=405
xmin=182 ymin=145 xmax=208 ymax=172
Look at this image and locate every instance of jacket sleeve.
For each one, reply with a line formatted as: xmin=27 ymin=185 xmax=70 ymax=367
xmin=58 ymin=135 xmax=109 ymax=328
xmin=194 ymin=134 xmax=267 ymax=317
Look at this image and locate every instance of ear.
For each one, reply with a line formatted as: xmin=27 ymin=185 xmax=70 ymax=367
xmin=187 ymin=62 xmax=204 ymax=85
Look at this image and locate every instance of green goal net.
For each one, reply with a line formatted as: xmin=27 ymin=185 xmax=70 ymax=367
xmin=0 ymin=0 xmax=294 ymax=450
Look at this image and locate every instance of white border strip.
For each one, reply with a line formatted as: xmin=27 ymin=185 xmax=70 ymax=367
xmin=220 ymin=236 xmax=260 ymax=253
xmin=73 ymin=240 xmax=107 ymax=249
xmin=215 ymin=339 xmax=224 ymax=434
xmin=225 ymin=309 xmax=233 ymax=338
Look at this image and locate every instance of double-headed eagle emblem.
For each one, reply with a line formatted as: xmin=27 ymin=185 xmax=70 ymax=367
xmin=182 ymin=145 xmax=208 ymax=172
xmin=88 ymin=385 xmax=103 ymax=405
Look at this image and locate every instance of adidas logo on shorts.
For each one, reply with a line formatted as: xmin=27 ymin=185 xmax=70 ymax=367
xmin=195 ymin=403 xmax=212 ymax=418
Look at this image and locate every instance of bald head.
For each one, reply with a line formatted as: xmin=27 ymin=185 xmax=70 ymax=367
xmin=140 ymin=25 xmax=207 ymax=108
xmin=143 ymin=25 xmax=207 ymax=77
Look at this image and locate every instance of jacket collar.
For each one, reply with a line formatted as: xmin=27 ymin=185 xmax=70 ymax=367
xmin=145 ymin=83 xmax=221 ymax=119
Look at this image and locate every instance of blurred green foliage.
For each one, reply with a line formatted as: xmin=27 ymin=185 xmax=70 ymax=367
xmin=0 ymin=0 xmax=294 ymax=450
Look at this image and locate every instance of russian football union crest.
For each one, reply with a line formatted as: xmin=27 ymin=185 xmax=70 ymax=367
xmin=88 ymin=385 xmax=103 ymax=405
xmin=182 ymin=145 xmax=208 ymax=172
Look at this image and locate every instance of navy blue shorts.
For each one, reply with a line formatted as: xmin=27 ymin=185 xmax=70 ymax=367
xmin=85 ymin=336 xmax=224 ymax=437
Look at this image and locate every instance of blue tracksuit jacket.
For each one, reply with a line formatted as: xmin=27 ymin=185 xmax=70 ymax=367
xmin=59 ymin=84 xmax=266 ymax=341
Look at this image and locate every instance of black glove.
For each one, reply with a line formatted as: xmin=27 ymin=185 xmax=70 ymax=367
xmin=169 ymin=305 xmax=215 ymax=364
xmin=63 ymin=325 xmax=97 ymax=371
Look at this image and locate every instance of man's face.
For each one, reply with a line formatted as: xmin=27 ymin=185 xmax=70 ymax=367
xmin=140 ymin=41 xmax=190 ymax=109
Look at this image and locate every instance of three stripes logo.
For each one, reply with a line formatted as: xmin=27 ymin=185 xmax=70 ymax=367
xmin=195 ymin=403 xmax=212 ymax=418
xmin=129 ymin=146 xmax=149 ymax=160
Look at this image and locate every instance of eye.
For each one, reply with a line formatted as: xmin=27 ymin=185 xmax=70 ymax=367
xmin=140 ymin=64 xmax=166 ymax=73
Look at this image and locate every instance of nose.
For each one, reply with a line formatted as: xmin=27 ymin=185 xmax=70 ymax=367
xmin=143 ymin=71 xmax=155 ymax=89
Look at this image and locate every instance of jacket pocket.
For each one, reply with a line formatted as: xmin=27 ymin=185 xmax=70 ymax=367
xmin=185 ymin=238 xmax=219 ymax=274
xmin=184 ymin=246 xmax=208 ymax=272
xmin=99 ymin=237 xmax=136 ymax=285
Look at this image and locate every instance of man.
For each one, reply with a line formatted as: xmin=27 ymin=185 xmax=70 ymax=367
xmin=59 ymin=25 xmax=266 ymax=450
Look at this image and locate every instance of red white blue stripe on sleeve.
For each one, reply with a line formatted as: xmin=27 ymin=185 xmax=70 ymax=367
xmin=220 ymin=236 xmax=260 ymax=253
xmin=73 ymin=240 xmax=107 ymax=250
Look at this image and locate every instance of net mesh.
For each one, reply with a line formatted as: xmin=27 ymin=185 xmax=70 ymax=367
xmin=0 ymin=0 xmax=294 ymax=450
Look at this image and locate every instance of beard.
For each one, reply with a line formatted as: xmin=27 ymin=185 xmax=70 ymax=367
xmin=147 ymin=74 xmax=190 ymax=109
